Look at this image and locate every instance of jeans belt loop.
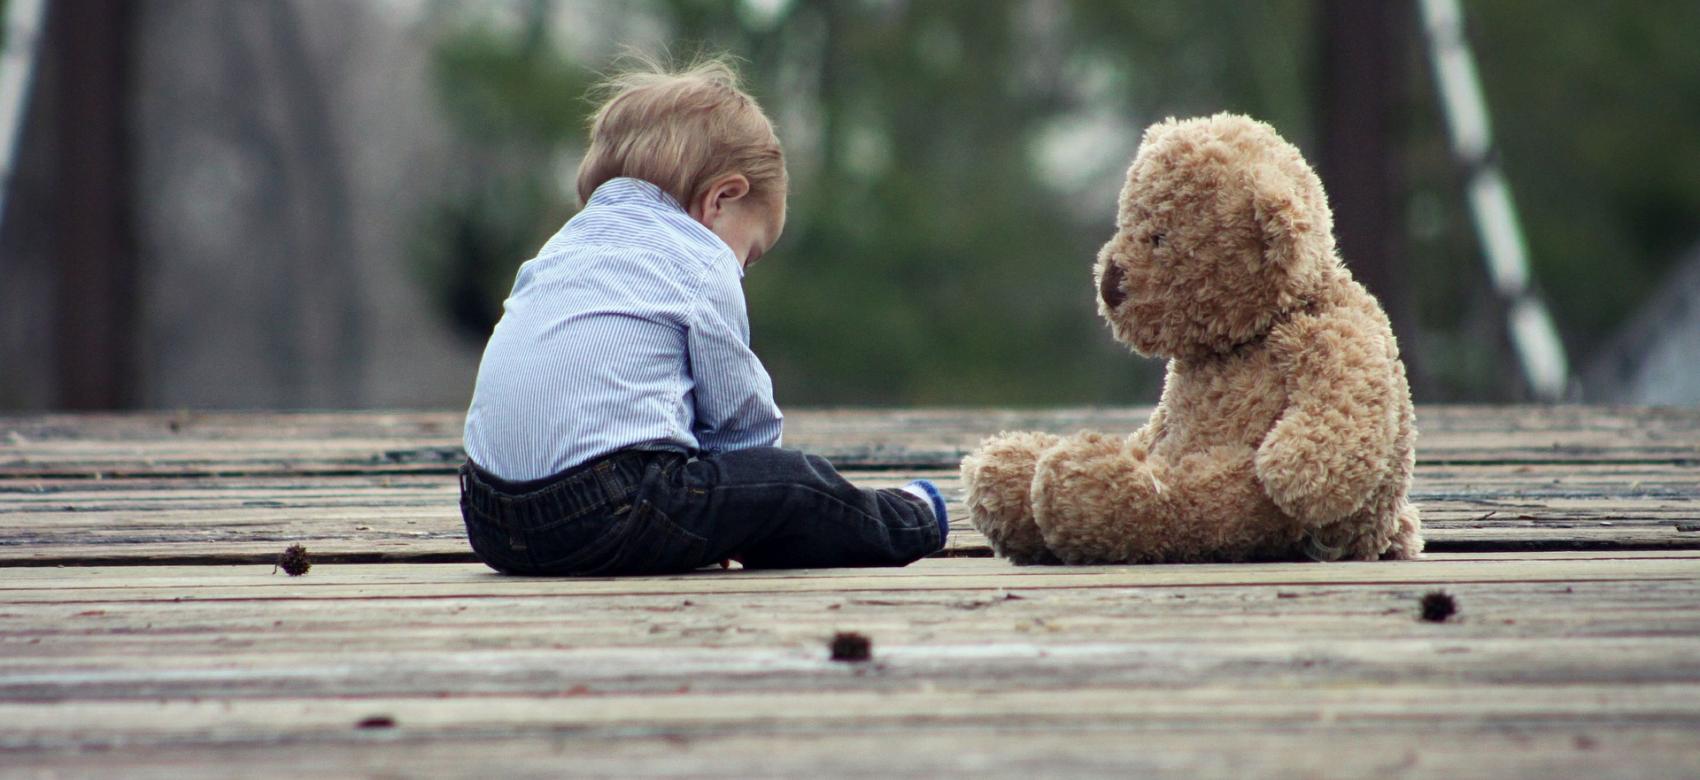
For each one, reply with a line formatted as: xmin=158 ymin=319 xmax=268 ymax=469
xmin=592 ymin=460 xmax=623 ymax=504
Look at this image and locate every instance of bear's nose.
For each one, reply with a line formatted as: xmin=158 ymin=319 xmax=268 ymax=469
xmin=1099 ymin=262 xmax=1127 ymax=309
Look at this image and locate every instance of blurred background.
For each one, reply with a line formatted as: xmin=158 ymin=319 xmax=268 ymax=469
xmin=2 ymin=0 xmax=1697 ymax=411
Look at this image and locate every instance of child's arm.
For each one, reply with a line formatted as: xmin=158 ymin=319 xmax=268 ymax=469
xmin=686 ymin=265 xmax=783 ymax=452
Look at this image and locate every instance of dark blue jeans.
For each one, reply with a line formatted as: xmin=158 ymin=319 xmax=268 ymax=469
xmin=459 ymin=448 xmax=943 ymax=576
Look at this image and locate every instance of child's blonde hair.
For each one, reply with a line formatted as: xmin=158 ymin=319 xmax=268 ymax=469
xmin=576 ymin=55 xmax=787 ymax=211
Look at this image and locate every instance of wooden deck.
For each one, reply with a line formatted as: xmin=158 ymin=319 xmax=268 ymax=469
xmin=3 ymin=406 xmax=1698 ymax=777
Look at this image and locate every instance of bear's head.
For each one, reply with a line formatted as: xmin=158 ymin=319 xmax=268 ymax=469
xmin=1094 ymin=113 xmax=1339 ymax=360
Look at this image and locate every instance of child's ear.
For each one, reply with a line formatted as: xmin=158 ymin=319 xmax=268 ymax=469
xmin=693 ymin=174 xmax=751 ymax=226
xmin=715 ymin=174 xmax=751 ymax=203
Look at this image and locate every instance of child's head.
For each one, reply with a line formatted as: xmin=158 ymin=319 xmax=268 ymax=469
xmin=577 ymin=56 xmax=787 ymax=266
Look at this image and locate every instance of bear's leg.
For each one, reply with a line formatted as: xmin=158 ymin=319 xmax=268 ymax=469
xmin=1306 ymin=489 xmax=1425 ymax=562
xmin=1380 ymin=502 xmax=1423 ymax=560
xmin=961 ymin=431 xmax=1064 ymax=565
xmin=1034 ymin=442 xmax=1291 ymax=564
xmin=1028 ymin=431 xmax=1164 ymax=564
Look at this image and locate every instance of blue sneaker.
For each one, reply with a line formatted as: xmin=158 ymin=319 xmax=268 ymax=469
xmin=901 ymin=479 xmax=949 ymax=543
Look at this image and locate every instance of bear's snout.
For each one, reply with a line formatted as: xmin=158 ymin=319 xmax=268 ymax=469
xmin=1099 ymin=261 xmax=1127 ymax=309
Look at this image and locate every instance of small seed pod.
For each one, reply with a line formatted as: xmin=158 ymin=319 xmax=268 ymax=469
xmin=829 ymin=631 xmax=872 ymax=662
xmin=1419 ymin=590 xmax=1457 ymax=622
xmin=277 ymin=544 xmax=312 ymax=577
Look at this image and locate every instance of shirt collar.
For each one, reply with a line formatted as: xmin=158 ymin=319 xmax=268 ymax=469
xmin=587 ymin=177 xmax=686 ymax=212
xmin=586 ymin=177 xmax=744 ymax=278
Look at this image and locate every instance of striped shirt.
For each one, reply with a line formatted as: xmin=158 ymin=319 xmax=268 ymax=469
xmin=463 ymin=177 xmax=783 ymax=482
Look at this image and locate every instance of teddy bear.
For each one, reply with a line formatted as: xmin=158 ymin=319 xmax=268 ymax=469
xmin=961 ymin=113 xmax=1421 ymax=565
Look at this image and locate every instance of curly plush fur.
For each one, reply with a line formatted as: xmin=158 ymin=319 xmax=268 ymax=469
xmin=962 ymin=113 xmax=1421 ymax=565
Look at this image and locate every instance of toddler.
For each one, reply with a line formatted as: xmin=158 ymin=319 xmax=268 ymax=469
xmin=458 ymin=58 xmax=947 ymax=576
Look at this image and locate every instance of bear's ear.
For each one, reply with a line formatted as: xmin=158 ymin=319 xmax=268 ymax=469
xmin=1140 ymin=116 xmax=1182 ymax=149
xmin=1250 ymin=163 xmax=1315 ymax=275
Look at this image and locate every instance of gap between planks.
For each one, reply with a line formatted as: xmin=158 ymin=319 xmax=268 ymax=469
xmin=1 ymin=551 xmax=1695 ymax=600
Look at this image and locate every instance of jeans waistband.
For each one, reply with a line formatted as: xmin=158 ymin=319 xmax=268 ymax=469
xmin=459 ymin=450 xmax=671 ymax=529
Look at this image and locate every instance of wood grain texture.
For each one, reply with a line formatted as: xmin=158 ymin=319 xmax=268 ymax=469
xmin=4 ymin=728 xmax=1698 ymax=780
xmin=1 ymin=408 xmax=1698 ymax=776
xmin=4 ymin=406 xmax=1697 ymax=478
xmin=2 ymin=554 xmax=1698 ymax=778
xmin=3 ymin=461 xmax=1696 ymax=565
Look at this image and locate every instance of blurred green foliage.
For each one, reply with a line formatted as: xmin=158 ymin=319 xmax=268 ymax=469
xmin=412 ymin=10 xmax=590 ymax=337
xmin=1470 ymin=1 xmax=1700 ymax=349
xmin=414 ymin=0 xmax=1699 ymax=404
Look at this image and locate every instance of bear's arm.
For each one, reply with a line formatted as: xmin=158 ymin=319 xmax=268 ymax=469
xmin=1129 ymin=387 xmax=1169 ymax=453
xmin=1254 ymin=310 xmax=1400 ymax=526
xmin=1128 ymin=368 xmax=1169 ymax=458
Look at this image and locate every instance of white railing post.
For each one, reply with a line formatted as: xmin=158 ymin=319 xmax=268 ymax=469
xmin=0 ymin=0 xmax=47 ymax=237
xmin=1418 ymin=0 xmax=1570 ymax=401
xmin=0 ymin=0 xmax=48 ymax=233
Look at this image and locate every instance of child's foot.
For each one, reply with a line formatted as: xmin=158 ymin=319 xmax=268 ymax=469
xmin=900 ymin=479 xmax=949 ymax=543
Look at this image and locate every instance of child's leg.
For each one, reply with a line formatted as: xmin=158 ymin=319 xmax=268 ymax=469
xmin=648 ymin=447 xmax=944 ymax=569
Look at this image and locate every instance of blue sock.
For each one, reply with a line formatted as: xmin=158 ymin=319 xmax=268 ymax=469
xmin=901 ymin=479 xmax=949 ymax=543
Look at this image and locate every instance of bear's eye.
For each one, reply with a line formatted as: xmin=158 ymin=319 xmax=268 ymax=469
xmin=1149 ymin=232 xmax=1165 ymax=248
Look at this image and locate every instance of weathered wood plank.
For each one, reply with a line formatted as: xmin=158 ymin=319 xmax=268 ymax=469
xmin=6 ymin=557 xmax=1699 ymax=666
xmin=2 ymin=554 xmax=1697 ymax=778
xmin=7 ymin=564 xmax=1697 ymax=639
xmin=2 ymin=408 xmax=1695 ymax=777
xmin=2 ymin=462 xmax=1696 ymax=566
xmin=5 ymin=687 xmax=1699 ymax=739
xmin=4 ymin=406 xmax=1697 ymax=478
xmin=1 ymin=552 xmax=1694 ymax=597
xmin=5 ymin=727 xmax=1698 ymax=780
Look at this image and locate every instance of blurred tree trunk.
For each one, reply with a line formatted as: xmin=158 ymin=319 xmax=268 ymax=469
xmin=128 ymin=0 xmax=370 ymax=408
xmin=52 ymin=0 xmax=137 ymax=409
xmin=1318 ymin=0 xmax=1427 ymax=395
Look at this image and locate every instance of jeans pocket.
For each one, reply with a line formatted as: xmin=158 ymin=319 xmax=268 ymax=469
xmin=527 ymin=507 xmax=637 ymax=574
xmin=601 ymin=499 xmax=708 ymax=576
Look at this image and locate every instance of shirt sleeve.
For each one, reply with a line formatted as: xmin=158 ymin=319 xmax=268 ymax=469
xmin=685 ymin=261 xmax=783 ymax=452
